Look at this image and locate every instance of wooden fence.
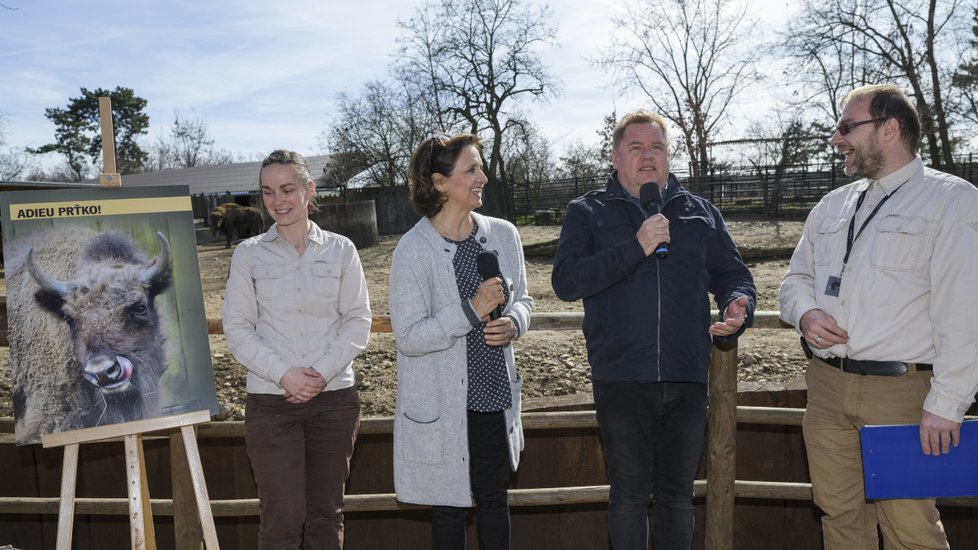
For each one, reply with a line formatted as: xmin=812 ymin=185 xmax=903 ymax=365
xmin=2 ymin=312 xmax=977 ymax=549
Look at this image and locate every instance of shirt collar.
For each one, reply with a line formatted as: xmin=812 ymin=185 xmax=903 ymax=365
xmin=873 ymin=156 xmax=924 ymax=195
xmin=261 ymin=222 xmax=324 ymax=245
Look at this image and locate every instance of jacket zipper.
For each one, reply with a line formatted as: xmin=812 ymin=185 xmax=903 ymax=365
xmin=612 ymin=195 xmax=665 ymax=380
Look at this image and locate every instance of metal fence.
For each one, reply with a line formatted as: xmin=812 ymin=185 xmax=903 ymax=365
xmin=504 ymin=155 xmax=978 ymax=222
xmin=190 ymin=155 xmax=978 ymax=232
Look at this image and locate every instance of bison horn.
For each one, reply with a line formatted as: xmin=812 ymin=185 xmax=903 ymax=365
xmin=25 ymin=247 xmax=69 ymax=298
xmin=139 ymin=231 xmax=172 ymax=285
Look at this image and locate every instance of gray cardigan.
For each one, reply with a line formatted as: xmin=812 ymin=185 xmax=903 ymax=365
xmin=390 ymin=212 xmax=533 ymax=507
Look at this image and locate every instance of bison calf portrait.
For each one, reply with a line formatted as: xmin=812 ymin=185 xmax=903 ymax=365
xmin=7 ymin=227 xmax=174 ymax=444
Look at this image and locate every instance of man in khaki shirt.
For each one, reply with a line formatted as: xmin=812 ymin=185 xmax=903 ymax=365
xmin=780 ymin=84 xmax=978 ymax=549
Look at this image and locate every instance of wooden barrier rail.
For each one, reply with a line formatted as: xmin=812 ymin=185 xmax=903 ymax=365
xmin=5 ymin=311 xmax=973 ymax=548
xmin=0 ymin=310 xmax=779 ymax=550
xmin=4 ymin=408 xmax=976 ymax=516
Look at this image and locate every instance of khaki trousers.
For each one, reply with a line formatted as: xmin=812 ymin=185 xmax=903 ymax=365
xmin=803 ymin=358 xmax=949 ymax=550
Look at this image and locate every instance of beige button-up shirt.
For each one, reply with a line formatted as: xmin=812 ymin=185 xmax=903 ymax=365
xmin=223 ymin=222 xmax=371 ymax=395
xmin=780 ymin=157 xmax=978 ymax=422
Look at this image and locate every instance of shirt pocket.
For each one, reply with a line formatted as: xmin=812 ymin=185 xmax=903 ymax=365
xmin=814 ymin=217 xmax=848 ymax=266
xmin=311 ymin=261 xmax=341 ymax=297
xmin=871 ymin=215 xmax=932 ymax=272
xmin=252 ymin=264 xmax=285 ymax=300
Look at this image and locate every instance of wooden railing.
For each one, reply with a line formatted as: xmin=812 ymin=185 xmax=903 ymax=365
xmin=2 ymin=311 xmax=975 ymax=549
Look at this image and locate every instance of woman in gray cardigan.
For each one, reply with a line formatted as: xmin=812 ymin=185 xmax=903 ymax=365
xmin=390 ymin=134 xmax=533 ymax=550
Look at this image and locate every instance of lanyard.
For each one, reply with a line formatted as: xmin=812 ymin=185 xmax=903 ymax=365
xmin=842 ymin=181 xmax=906 ymax=268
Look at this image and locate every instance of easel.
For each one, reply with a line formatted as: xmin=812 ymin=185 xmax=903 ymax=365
xmin=42 ymin=411 xmax=219 ymax=549
xmin=37 ymin=98 xmax=219 ymax=549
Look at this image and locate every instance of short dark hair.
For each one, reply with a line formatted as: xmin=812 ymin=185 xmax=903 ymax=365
xmin=612 ymin=109 xmax=669 ymax=151
xmin=407 ymin=133 xmax=481 ymax=217
xmin=842 ymin=84 xmax=921 ymax=153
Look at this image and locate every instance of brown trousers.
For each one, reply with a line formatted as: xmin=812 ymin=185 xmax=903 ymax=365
xmin=245 ymin=387 xmax=361 ymax=550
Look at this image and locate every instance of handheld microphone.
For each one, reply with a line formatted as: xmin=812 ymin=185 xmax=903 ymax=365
xmin=476 ymin=251 xmax=504 ymax=320
xmin=639 ymin=183 xmax=669 ymax=259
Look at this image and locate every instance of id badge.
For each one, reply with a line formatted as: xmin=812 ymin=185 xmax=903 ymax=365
xmin=825 ymin=275 xmax=842 ymax=297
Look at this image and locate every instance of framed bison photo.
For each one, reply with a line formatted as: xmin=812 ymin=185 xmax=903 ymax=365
xmin=0 ymin=185 xmax=218 ymax=445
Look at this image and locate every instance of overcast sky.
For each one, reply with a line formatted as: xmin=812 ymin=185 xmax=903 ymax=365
xmin=0 ymin=0 xmax=792 ymax=170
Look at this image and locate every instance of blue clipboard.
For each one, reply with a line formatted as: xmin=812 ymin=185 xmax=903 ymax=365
xmin=860 ymin=420 xmax=978 ymax=499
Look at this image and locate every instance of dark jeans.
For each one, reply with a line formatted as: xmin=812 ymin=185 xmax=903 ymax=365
xmin=593 ymin=380 xmax=708 ymax=550
xmin=432 ymin=410 xmax=511 ymax=550
xmin=245 ymin=387 xmax=361 ymax=550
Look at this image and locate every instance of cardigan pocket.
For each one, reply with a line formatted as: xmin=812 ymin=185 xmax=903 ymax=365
xmin=397 ymin=413 xmax=444 ymax=465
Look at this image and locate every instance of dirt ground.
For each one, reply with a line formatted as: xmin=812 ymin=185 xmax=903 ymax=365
xmin=0 ymin=219 xmax=807 ymax=421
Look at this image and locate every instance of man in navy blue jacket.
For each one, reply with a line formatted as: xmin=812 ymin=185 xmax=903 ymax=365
xmin=552 ymin=109 xmax=756 ymax=550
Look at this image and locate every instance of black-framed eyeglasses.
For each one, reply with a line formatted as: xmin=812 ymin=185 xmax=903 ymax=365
xmin=837 ymin=118 xmax=885 ymax=136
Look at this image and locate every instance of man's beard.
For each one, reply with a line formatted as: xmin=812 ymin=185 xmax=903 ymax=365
xmin=847 ymin=139 xmax=886 ymax=179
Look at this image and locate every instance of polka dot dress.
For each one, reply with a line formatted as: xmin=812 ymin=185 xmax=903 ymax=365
xmin=446 ymin=224 xmax=512 ymax=412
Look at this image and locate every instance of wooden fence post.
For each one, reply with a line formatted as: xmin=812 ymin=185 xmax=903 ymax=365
xmin=706 ymin=339 xmax=738 ymax=550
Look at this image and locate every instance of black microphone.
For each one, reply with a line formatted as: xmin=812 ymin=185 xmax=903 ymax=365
xmin=476 ymin=251 xmax=503 ymax=320
xmin=640 ymin=183 xmax=669 ymax=259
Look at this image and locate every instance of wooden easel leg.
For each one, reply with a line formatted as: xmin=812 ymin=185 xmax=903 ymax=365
xmin=171 ymin=432 xmax=204 ymax=549
xmin=56 ymin=443 xmax=80 ymax=550
xmin=181 ymin=425 xmax=220 ymax=549
xmin=125 ymin=433 xmax=157 ymax=550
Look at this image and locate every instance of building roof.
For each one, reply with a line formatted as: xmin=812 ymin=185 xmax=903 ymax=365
xmin=92 ymin=155 xmax=332 ymax=195
xmin=0 ymin=180 xmax=98 ymax=191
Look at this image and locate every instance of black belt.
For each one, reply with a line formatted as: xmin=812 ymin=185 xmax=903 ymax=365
xmin=816 ymin=355 xmax=932 ymax=376
xmin=801 ymin=337 xmax=932 ymax=377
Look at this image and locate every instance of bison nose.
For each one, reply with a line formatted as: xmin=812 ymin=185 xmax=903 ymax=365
xmin=84 ymin=355 xmax=134 ymax=389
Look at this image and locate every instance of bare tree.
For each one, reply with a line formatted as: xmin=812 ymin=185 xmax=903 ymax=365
xmin=736 ymin=109 xmax=834 ymax=167
xmin=597 ymin=0 xmax=760 ymax=188
xmin=396 ymin=0 xmax=559 ymax=216
xmin=951 ymin=6 xmax=978 ymax=132
xmin=783 ymin=0 xmax=964 ymax=168
xmin=504 ymin=119 xmax=554 ymax=184
xmin=171 ymin=111 xmax=231 ymax=167
xmin=782 ymin=30 xmax=884 ymax=125
xmin=558 ymin=141 xmax=605 ymax=181
xmin=322 ymin=79 xmax=432 ymax=188
xmin=0 ymin=115 xmax=33 ymax=180
xmin=595 ymin=110 xmax=617 ymax=171
xmin=144 ymin=110 xmax=233 ymax=172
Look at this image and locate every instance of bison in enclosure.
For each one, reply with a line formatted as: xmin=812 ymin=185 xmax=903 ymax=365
xmin=6 ymin=227 xmax=174 ymax=444
xmin=210 ymin=202 xmax=263 ymax=248
xmin=208 ymin=202 xmax=240 ymax=237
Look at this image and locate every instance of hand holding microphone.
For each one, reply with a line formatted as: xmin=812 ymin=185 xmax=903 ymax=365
xmin=639 ymin=183 xmax=669 ymax=259
xmin=475 ymin=251 xmax=505 ymax=320
xmin=476 ymin=251 xmax=516 ymax=346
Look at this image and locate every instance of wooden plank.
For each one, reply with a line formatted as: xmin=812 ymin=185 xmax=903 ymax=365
xmin=97 ymin=96 xmax=121 ymax=187
xmin=180 ymin=425 xmax=220 ymax=549
xmin=55 ymin=444 xmax=79 ymax=550
xmin=706 ymin=340 xmax=737 ymax=550
xmin=6 ymin=310 xmax=788 ymax=341
xmin=170 ymin=432 xmax=202 ymax=550
xmin=124 ymin=434 xmax=155 ymax=550
xmin=41 ymin=410 xmax=212 ymax=448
